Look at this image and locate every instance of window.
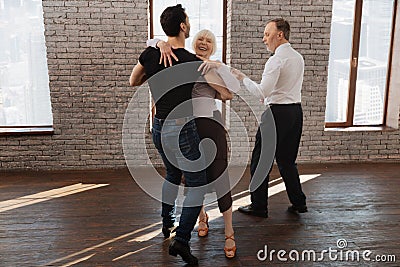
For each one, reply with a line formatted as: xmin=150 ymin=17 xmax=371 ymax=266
xmin=325 ymin=0 xmax=397 ymax=128
xmin=150 ymin=0 xmax=226 ymax=61
xmin=149 ymin=0 xmax=228 ymax=128
xmin=0 ymin=0 xmax=53 ymax=134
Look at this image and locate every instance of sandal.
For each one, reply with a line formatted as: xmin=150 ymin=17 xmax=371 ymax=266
xmin=224 ymin=233 xmax=236 ymax=258
xmin=197 ymin=213 xmax=209 ymax=237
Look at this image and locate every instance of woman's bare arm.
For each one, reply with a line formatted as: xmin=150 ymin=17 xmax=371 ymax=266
xmin=204 ymin=69 xmax=233 ymax=101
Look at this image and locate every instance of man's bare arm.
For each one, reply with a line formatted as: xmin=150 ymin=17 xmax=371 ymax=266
xmin=129 ymin=62 xmax=147 ymax=86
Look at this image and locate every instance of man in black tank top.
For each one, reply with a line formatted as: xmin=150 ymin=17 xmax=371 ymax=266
xmin=129 ymin=4 xmax=225 ymax=265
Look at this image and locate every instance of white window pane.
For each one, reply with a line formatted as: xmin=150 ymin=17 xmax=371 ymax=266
xmin=199 ymin=0 xmax=223 ymax=36
xmin=211 ymin=36 xmax=224 ymax=61
xmin=325 ymin=0 xmax=356 ymax=123
xmin=152 ymin=0 xmax=177 ymax=37
xmin=353 ymin=0 xmax=394 ymax=125
xmin=183 ymin=1 xmax=201 ymax=33
xmin=0 ymin=0 xmax=52 ymax=127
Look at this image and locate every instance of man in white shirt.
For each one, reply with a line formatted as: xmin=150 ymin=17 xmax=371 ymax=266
xmin=233 ymin=18 xmax=307 ymax=217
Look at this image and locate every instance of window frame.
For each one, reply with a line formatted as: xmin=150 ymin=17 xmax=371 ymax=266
xmin=0 ymin=125 xmax=54 ymax=136
xmin=149 ymin=0 xmax=227 ymax=62
xmin=0 ymin=0 xmax=54 ymax=135
xmin=325 ymin=0 xmax=398 ymax=129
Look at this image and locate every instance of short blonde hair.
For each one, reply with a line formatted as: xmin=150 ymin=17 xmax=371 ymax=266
xmin=192 ymin=29 xmax=217 ymax=56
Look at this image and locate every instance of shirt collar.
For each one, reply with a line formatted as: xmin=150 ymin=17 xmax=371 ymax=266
xmin=274 ymin=42 xmax=291 ymax=54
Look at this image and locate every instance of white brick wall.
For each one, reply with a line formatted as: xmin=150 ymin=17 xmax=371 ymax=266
xmin=1 ymin=0 xmax=148 ymax=170
xmin=228 ymin=0 xmax=399 ymax=164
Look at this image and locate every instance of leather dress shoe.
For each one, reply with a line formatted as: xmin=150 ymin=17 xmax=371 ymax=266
xmin=238 ymin=204 xmax=268 ymax=218
xmin=169 ymin=239 xmax=198 ymax=265
xmin=162 ymin=223 xmax=178 ymax=238
xmin=287 ymin=205 xmax=308 ymax=214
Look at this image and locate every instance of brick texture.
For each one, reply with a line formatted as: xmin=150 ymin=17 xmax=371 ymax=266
xmin=228 ymin=0 xmax=400 ymax=164
xmin=0 ymin=0 xmax=399 ymax=170
xmin=1 ymin=0 xmax=148 ymax=170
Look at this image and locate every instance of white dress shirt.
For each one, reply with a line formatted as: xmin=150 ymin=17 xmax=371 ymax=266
xmin=243 ymin=43 xmax=304 ymax=105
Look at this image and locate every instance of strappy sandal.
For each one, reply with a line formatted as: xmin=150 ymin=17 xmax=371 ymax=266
xmin=197 ymin=213 xmax=209 ymax=237
xmin=224 ymin=233 xmax=236 ymax=258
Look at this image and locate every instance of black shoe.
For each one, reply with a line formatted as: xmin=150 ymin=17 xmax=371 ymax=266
xmin=287 ymin=205 xmax=308 ymax=214
xmin=169 ymin=240 xmax=198 ymax=265
xmin=238 ymin=204 xmax=268 ymax=218
xmin=162 ymin=223 xmax=178 ymax=239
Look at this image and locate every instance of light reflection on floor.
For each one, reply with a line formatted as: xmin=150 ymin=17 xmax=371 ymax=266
xmin=46 ymin=174 xmax=320 ymax=266
xmin=0 ymin=183 xmax=109 ymax=213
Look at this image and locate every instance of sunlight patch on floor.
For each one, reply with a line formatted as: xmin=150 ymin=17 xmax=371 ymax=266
xmin=47 ymin=174 xmax=321 ymax=264
xmin=112 ymin=244 xmax=156 ymax=261
xmin=220 ymin=174 xmax=320 ymax=219
xmin=59 ymin=253 xmax=96 ymax=267
xmin=46 ymin=222 xmax=161 ymax=266
xmin=0 ymin=183 xmax=109 ymax=213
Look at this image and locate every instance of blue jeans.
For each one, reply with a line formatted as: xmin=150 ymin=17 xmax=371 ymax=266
xmin=152 ymin=117 xmax=207 ymax=245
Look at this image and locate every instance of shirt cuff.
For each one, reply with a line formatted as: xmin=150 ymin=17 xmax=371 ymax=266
xmin=243 ymin=77 xmax=264 ymax=99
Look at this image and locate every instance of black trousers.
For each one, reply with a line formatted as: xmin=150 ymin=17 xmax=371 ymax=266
xmin=249 ymin=103 xmax=306 ymax=211
xmin=195 ymin=112 xmax=232 ymax=213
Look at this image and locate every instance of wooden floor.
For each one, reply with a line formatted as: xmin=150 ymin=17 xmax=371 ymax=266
xmin=1 ymin=163 xmax=399 ymax=267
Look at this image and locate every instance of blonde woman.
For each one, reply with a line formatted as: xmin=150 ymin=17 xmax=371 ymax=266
xmin=148 ymin=29 xmax=240 ymax=258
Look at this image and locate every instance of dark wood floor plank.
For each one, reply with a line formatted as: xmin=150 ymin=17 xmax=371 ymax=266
xmin=1 ymin=163 xmax=399 ymax=266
